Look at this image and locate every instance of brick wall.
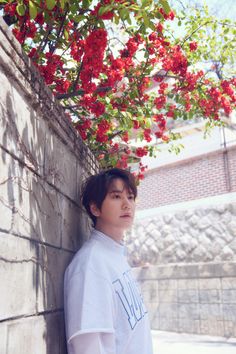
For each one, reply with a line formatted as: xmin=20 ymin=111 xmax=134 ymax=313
xmin=0 ymin=18 xmax=99 ymax=354
xmin=137 ymin=146 xmax=236 ymax=210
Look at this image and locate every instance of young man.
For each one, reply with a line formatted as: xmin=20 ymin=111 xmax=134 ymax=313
xmin=64 ymin=168 xmax=153 ymax=354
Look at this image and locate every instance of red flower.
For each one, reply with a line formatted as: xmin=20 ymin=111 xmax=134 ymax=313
xmin=189 ymin=42 xmax=198 ymax=51
xmin=154 ymin=95 xmax=167 ymax=109
xmin=91 ymin=101 xmax=106 ymax=117
xmin=133 ymin=120 xmax=140 ymax=129
xmin=143 ymin=128 xmax=152 ymax=142
xmin=4 ymin=3 xmax=17 ymax=16
xmin=159 ymin=8 xmax=175 ymax=20
xmin=136 ymin=147 xmax=148 ymax=157
xmin=122 ymin=131 xmax=129 ymax=143
xmin=91 ymin=2 xmax=114 ymax=20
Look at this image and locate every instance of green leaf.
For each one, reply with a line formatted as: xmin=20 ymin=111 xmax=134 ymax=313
xmin=72 ymin=14 xmax=86 ymax=23
xmin=46 ymin=0 xmax=56 ymax=11
xmin=98 ymin=5 xmax=113 ymax=16
xmin=29 ymin=1 xmax=38 ymax=20
xmin=120 ymin=7 xmax=129 ymax=20
xmin=148 ymin=20 xmax=156 ymax=31
xmin=142 ymin=0 xmax=151 ymax=7
xmin=82 ymin=0 xmax=92 ymax=10
xmin=60 ymin=0 xmax=65 ymax=9
xmin=16 ymin=3 xmax=26 ymax=16
xmin=64 ymin=29 xmax=69 ymax=40
xmin=159 ymin=0 xmax=171 ymax=14
xmin=142 ymin=11 xmax=150 ymax=28
xmin=114 ymin=13 xmax=120 ymax=25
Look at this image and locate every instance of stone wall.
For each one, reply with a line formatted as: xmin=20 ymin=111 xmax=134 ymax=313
xmin=129 ymin=195 xmax=236 ymax=337
xmin=0 ymin=18 xmax=99 ymax=354
xmin=133 ymin=262 xmax=236 ymax=338
xmin=127 ymin=197 xmax=236 ymax=267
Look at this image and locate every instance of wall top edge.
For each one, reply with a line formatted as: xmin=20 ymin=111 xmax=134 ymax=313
xmin=135 ymin=192 xmax=236 ymax=219
xmin=132 ymin=261 xmax=236 ymax=280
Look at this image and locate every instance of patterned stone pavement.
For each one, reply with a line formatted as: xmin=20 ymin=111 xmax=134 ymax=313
xmin=152 ymin=330 xmax=236 ymax=354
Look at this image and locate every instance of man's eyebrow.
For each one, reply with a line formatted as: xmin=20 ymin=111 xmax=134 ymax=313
xmin=109 ymin=189 xmax=123 ymax=193
xmin=109 ymin=189 xmax=134 ymax=195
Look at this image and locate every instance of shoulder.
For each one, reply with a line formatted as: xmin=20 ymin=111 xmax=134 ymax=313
xmin=65 ymin=237 xmax=111 ymax=283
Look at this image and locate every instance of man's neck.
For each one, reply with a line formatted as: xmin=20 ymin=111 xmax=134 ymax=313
xmin=95 ymin=224 xmax=124 ymax=244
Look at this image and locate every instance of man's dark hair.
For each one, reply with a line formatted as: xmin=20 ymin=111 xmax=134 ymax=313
xmin=81 ymin=168 xmax=137 ymax=226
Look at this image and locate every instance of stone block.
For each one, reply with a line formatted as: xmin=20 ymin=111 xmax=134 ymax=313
xmin=222 ymin=304 xmax=236 ymax=321
xmin=145 ymin=303 xmax=159 ymax=323
xmin=60 ymin=196 xmax=87 ymax=251
xmin=178 ymin=319 xmax=200 ymax=334
xmin=199 ymin=303 xmax=222 ymax=321
xmin=0 ymin=312 xmax=66 ymax=354
xmin=199 ymin=289 xmax=222 ymax=303
xmin=222 ymin=277 xmax=236 ymax=289
xmin=223 ymin=290 xmax=236 ymax=303
xmin=12 ymin=173 xmax=62 ymax=247
xmin=0 ymin=70 xmax=46 ymax=175
xmin=159 ymin=317 xmax=178 ymax=331
xmin=0 ymin=232 xmax=37 ymax=320
xmin=44 ymin=132 xmax=77 ymax=200
xmin=0 ymin=322 xmax=7 ymax=354
xmin=178 ymin=278 xmax=198 ymax=289
xmin=159 ymin=303 xmax=178 ymax=319
xmin=178 ymin=289 xmax=198 ymax=303
xmin=200 ymin=320 xmax=224 ymax=336
xmin=222 ymin=246 xmax=234 ymax=261
xmin=158 ymin=279 xmax=178 ymax=290
xmin=37 ymin=244 xmax=72 ymax=312
xmin=198 ymin=277 xmax=221 ymax=289
xmin=224 ymin=321 xmax=236 ymax=338
xmin=150 ymin=312 xmax=160 ymax=329
xmin=227 ymin=221 xmax=236 ymax=237
xmin=178 ymin=303 xmax=200 ymax=320
xmin=139 ymin=280 xmax=158 ymax=304
xmin=221 ymin=263 xmax=236 ymax=277
xmin=159 ymin=289 xmax=178 ymax=303
xmin=0 ymin=150 xmax=15 ymax=231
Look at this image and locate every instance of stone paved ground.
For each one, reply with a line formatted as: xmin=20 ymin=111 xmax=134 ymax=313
xmin=152 ymin=330 xmax=236 ymax=354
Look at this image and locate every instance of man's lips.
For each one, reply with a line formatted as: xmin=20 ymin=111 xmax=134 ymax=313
xmin=120 ymin=214 xmax=132 ymax=218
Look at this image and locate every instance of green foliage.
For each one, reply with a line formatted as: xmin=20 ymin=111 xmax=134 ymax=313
xmin=2 ymin=0 xmax=235 ymax=176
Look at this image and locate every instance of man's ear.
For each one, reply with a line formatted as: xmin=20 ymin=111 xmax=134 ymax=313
xmin=89 ymin=202 xmax=101 ymax=217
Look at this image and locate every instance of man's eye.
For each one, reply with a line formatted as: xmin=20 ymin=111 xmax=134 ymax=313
xmin=113 ymin=194 xmax=120 ymax=198
xmin=128 ymin=195 xmax=135 ymax=200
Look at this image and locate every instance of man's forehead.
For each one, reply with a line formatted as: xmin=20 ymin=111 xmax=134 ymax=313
xmin=108 ymin=178 xmax=132 ymax=192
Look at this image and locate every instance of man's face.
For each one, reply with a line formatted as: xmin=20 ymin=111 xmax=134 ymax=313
xmin=91 ymin=178 xmax=136 ymax=236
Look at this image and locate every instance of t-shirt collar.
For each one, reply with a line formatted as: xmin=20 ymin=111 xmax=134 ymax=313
xmin=91 ymin=229 xmax=125 ymax=255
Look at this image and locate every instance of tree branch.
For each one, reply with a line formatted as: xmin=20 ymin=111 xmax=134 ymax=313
xmin=56 ymin=86 xmax=112 ymax=99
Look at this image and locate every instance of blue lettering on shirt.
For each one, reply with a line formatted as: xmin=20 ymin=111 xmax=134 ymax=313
xmin=113 ymin=270 xmax=147 ymax=330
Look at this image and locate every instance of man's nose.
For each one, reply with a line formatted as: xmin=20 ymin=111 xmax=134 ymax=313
xmin=122 ymin=197 xmax=131 ymax=208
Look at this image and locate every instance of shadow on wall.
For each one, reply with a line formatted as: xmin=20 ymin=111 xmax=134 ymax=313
xmin=0 ymin=77 xmax=91 ymax=353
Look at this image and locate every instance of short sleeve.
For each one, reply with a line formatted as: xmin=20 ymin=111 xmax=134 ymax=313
xmin=64 ymin=266 xmax=115 ymax=343
xmin=67 ymin=332 xmax=116 ymax=354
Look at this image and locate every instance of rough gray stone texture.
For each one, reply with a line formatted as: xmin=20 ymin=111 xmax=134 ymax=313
xmin=0 ymin=313 xmax=66 ymax=354
xmin=0 ymin=17 xmax=99 ymax=354
xmin=133 ymin=263 xmax=236 ymax=338
xmin=126 ymin=202 xmax=236 ymax=267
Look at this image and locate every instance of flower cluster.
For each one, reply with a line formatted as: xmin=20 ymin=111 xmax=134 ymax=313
xmin=3 ymin=0 xmax=235 ymax=182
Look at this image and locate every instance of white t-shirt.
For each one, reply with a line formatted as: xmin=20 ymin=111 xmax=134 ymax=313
xmin=64 ymin=229 xmax=153 ymax=354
